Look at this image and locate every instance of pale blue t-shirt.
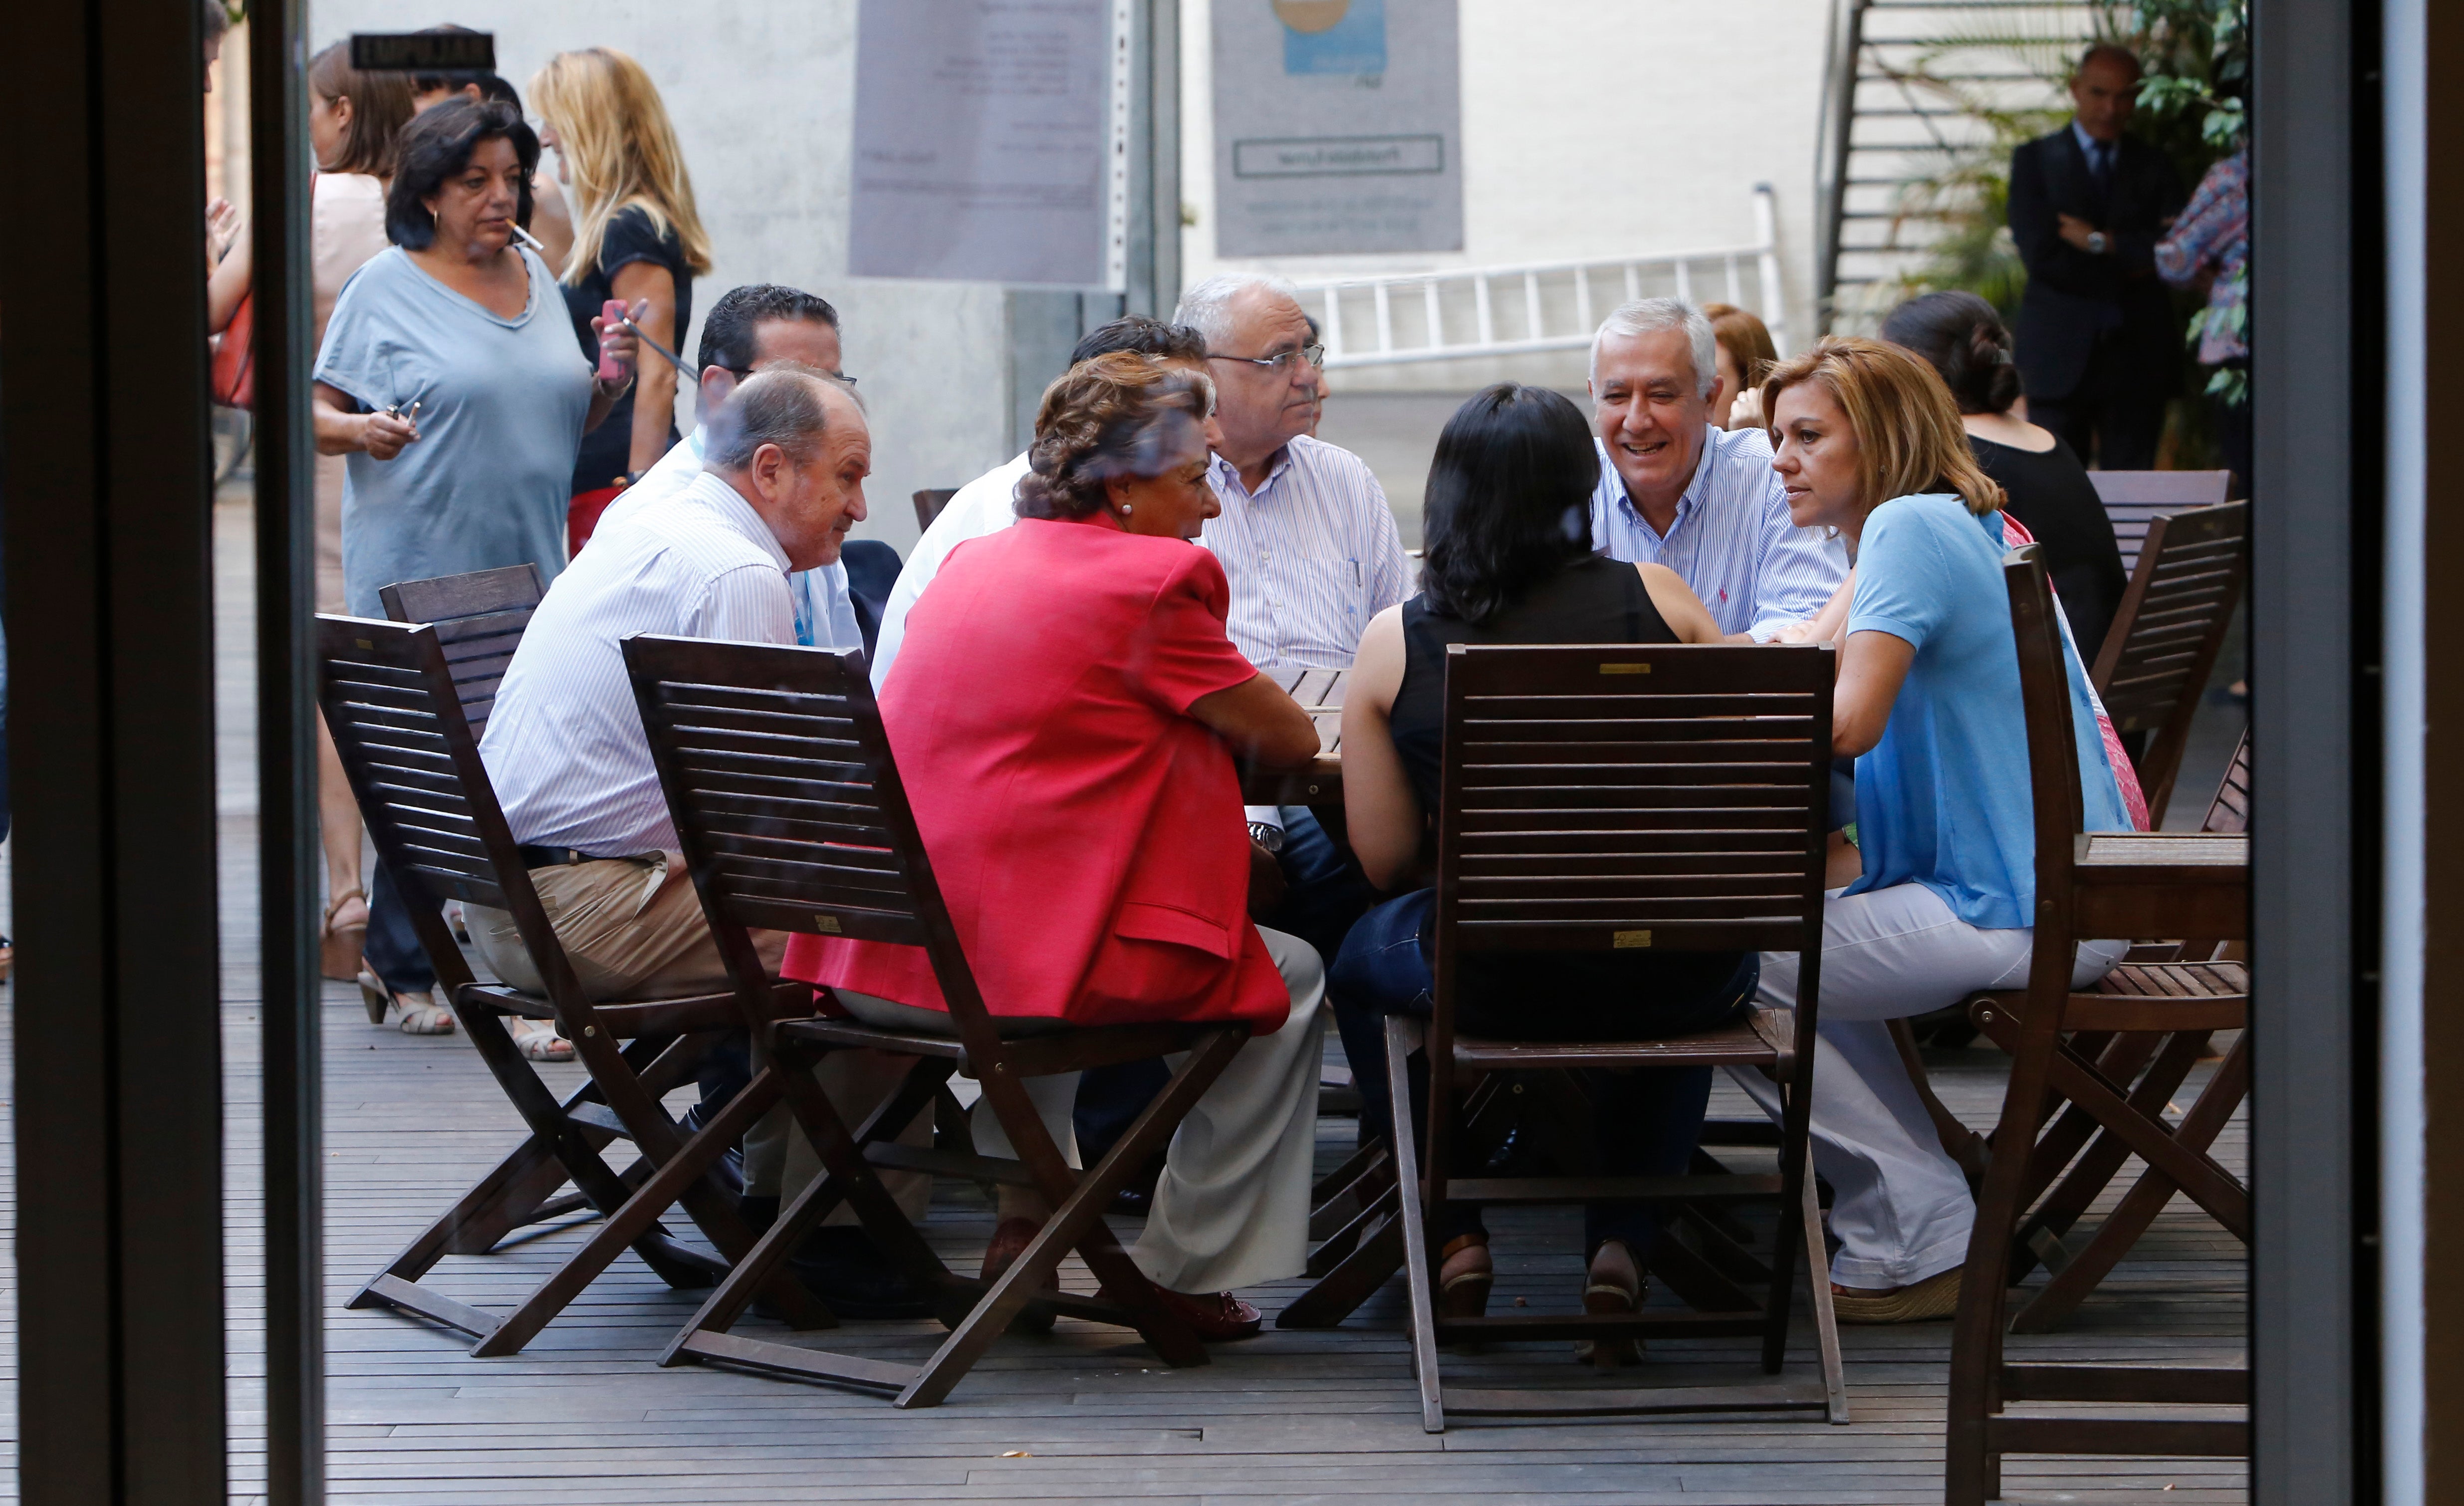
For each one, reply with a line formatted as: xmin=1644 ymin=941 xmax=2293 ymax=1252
xmin=1842 ymin=492 xmax=2131 ymax=930
xmin=314 ymin=245 xmax=591 ymax=617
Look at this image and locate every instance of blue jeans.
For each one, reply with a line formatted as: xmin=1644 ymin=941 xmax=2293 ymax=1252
xmin=363 ymin=859 xmax=439 ymax=996
xmin=1329 ymin=888 xmax=1757 ymax=1254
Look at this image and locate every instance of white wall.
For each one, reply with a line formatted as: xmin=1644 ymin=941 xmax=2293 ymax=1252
xmin=305 ymin=0 xmax=1016 ymax=551
xmin=1179 ymin=0 xmax=1832 ymax=391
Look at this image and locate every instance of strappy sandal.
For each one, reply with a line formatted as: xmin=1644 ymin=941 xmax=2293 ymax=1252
xmin=1575 ymin=1238 xmax=1645 ymax=1368
xmin=320 ymin=886 xmax=368 ymax=983
xmin=392 ymin=988 xmax=455 ymax=1035
xmin=1436 ymin=1233 xmax=1493 ymax=1321
xmin=1832 ymin=1267 xmax=1962 ymax=1324
xmin=507 ymin=1021 xmax=574 ymax=1061
xmin=355 ymin=966 xmax=390 ymax=1025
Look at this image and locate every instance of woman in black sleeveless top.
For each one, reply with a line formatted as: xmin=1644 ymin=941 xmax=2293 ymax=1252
xmin=1330 ymin=384 xmax=1755 ymax=1360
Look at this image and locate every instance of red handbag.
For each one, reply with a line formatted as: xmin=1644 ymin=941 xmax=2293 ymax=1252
xmin=211 ymin=289 xmax=254 ymax=410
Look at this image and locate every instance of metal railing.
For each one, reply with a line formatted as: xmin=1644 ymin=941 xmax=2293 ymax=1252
xmin=1290 ymin=186 xmax=1786 ymax=369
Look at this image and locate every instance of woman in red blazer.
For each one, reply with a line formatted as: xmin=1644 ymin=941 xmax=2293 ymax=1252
xmin=785 ymin=354 xmax=1327 ymax=1339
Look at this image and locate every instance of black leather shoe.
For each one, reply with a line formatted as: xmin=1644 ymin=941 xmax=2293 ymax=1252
xmin=786 ymin=1226 xmax=932 ymax=1319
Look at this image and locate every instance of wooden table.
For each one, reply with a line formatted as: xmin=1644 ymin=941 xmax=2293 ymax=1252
xmin=1243 ymin=666 xmax=1349 ymax=805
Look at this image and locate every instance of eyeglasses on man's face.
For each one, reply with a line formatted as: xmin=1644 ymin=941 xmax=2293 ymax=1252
xmin=1206 ymin=343 xmax=1326 ymax=375
xmin=719 ymin=364 xmax=857 ymax=385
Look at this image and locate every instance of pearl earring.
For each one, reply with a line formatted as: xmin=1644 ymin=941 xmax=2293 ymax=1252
xmin=1120 ymin=504 xmax=1133 ymax=515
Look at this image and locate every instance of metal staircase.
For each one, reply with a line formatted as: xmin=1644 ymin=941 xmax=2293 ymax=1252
xmin=1815 ymin=0 xmax=2104 ymax=333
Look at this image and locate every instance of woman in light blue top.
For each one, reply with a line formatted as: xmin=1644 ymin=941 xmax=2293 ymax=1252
xmin=312 ymin=99 xmax=638 ymax=1044
xmin=1731 ymin=338 xmax=2131 ymax=1324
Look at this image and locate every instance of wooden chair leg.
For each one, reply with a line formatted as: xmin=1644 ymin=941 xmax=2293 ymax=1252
xmin=2009 ymin=1030 xmax=2209 ymax=1283
xmin=1281 ymin=1186 xmax=1405 ymax=1325
xmin=898 ymin=1029 xmax=1245 ymax=1408
xmin=2011 ymin=1034 xmax=2249 ymax=1332
xmin=1799 ymin=1143 xmax=1850 ymax=1424
xmin=472 ymin=1064 xmax=811 ymax=1356
xmin=1889 ymin=1016 xmax=1988 ymax=1181
xmin=1947 ymin=966 xmax=2073 ymax=1504
xmin=1384 ymin=1016 xmax=1446 ymax=1435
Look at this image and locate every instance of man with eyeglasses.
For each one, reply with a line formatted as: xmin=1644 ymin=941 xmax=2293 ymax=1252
xmin=598 ymin=283 xmax=881 ymax=653
xmin=1173 ymin=272 xmax=1409 ymax=973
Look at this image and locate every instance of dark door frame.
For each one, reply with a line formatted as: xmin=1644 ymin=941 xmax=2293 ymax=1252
xmin=3 ymin=0 xmax=239 ymax=1499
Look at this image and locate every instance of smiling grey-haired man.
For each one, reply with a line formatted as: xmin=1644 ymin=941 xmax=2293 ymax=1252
xmin=1586 ymin=297 xmax=1846 ymax=640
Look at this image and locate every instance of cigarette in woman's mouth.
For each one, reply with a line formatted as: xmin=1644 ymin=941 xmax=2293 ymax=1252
xmin=512 ymin=225 xmax=546 ymax=252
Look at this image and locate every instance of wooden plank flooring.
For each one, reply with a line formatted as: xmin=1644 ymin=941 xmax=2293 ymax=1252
xmin=14 ymin=494 xmax=2254 ymax=1504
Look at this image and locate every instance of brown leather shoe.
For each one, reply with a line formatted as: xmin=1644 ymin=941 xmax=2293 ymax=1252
xmin=1437 ymin=1233 xmax=1493 ymax=1321
xmin=980 ymin=1217 xmax=1057 ymax=1335
xmin=1102 ymin=1282 xmax=1263 ymax=1341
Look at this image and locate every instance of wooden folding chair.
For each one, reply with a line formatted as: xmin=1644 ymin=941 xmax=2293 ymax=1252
xmin=376 ymin=562 xmax=545 ymax=737
xmin=623 ymin=634 xmax=1254 ymax=1407
xmin=317 ymin=616 xmax=828 ymax=1356
xmin=1286 ymin=643 xmax=1846 ymax=1433
xmin=2089 ymin=501 xmax=2247 ymax=824
xmin=1943 ymin=549 xmax=2249 ymax=1503
xmin=2084 ymin=469 xmax=2233 ymax=578
xmin=911 ymin=488 xmax=959 ymax=530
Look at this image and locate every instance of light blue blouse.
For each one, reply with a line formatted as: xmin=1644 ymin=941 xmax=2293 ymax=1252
xmin=1842 ymin=492 xmax=2132 ymax=930
xmin=314 ymin=245 xmax=591 ymax=616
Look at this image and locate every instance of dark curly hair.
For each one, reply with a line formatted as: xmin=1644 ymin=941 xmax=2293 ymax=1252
xmin=1878 ymin=290 xmax=2023 ymax=416
xmin=386 ymin=99 xmax=539 ymax=251
xmin=1417 ymin=384 xmax=1599 ymax=626
xmin=1014 ymin=353 xmax=1216 ymax=520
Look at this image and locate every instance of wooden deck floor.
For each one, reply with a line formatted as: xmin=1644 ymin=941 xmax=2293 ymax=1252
xmin=37 ymin=495 xmax=2260 ymax=1504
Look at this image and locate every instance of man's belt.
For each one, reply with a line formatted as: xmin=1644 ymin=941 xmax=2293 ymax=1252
xmin=517 ymin=844 xmax=607 ymax=870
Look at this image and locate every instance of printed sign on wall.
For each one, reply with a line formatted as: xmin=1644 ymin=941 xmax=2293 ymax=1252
xmin=1213 ymin=0 xmax=1464 ymax=256
xmin=848 ymin=0 xmax=1127 ymax=286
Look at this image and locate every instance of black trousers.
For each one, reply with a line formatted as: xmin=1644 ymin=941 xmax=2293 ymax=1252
xmin=2029 ymin=334 xmax=2169 ymax=472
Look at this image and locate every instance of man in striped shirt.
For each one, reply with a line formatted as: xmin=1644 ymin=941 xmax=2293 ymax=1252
xmin=1587 ymin=298 xmax=1847 ymax=638
xmin=1174 ymin=272 xmax=1409 ymax=971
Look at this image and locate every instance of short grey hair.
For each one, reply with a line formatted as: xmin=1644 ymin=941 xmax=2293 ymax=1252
xmin=1174 ymin=272 xmax=1303 ymax=355
xmin=1589 ymin=297 xmax=1719 ymax=398
xmin=702 ymin=368 xmax=846 ymax=471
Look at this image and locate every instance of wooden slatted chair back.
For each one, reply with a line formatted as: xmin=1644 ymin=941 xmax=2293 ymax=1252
xmin=622 ymin=635 xmax=1004 ymax=1053
xmin=318 ymin=615 xmax=517 ymax=921
xmin=2006 ymin=547 xmax=2090 ymax=893
xmin=2087 ymin=501 xmax=2246 ymax=825
xmin=912 ymin=488 xmax=960 ymax=531
xmin=2201 ymin=731 xmax=2251 ymax=836
xmin=1432 ymin=642 xmax=1835 ymax=985
xmin=2085 ymin=470 xmax=2232 ymax=577
xmin=378 ymin=562 xmax=546 ymax=738
xmin=315 ymin=614 xmax=598 ymax=1014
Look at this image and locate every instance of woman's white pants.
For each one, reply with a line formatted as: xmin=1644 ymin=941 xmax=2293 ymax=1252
xmin=1729 ymin=883 xmax=2126 ymax=1289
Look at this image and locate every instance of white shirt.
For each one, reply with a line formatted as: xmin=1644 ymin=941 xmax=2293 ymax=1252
xmin=482 ymin=471 xmax=797 ymax=853
xmin=1200 ymin=435 xmax=1413 ymax=669
xmin=1588 ymin=426 xmax=1848 ymax=639
xmin=601 ymin=428 xmax=864 ymax=653
xmin=869 ymin=450 xmax=1033 ymax=688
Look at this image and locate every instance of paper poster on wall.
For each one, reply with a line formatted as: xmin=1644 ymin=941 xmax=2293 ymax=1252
xmin=848 ymin=0 xmax=1128 ymax=287
xmin=1213 ymin=0 xmax=1464 ymax=257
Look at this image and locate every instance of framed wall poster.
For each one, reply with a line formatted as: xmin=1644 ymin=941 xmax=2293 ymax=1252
xmin=1213 ymin=0 xmax=1465 ymax=256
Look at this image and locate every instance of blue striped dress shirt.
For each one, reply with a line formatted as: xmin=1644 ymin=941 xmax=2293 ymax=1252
xmin=1201 ymin=436 xmax=1414 ymax=669
xmin=1588 ymin=426 xmax=1848 ymax=639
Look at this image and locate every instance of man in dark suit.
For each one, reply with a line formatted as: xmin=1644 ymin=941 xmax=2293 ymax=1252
xmin=2008 ymin=44 xmax=2187 ymax=470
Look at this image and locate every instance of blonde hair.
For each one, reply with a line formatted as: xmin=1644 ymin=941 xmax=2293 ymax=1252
xmin=528 ymin=48 xmax=714 ymax=283
xmin=1760 ymin=337 xmax=2003 ymax=519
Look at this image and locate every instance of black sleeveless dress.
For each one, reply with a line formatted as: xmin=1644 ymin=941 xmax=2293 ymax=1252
xmin=1387 ymin=553 xmax=1748 ymax=1036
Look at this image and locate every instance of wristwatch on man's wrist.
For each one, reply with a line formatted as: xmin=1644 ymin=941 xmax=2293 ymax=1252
xmin=2085 ymin=230 xmax=2111 ymax=255
xmin=1248 ymin=821 xmax=1286 ymax=854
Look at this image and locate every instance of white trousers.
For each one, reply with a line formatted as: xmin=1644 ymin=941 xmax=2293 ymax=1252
xmin=1729 ymin=883 xmax=2126 ymax=1288
xmin=956 ymin=926 xmax=1328 ymax=1294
